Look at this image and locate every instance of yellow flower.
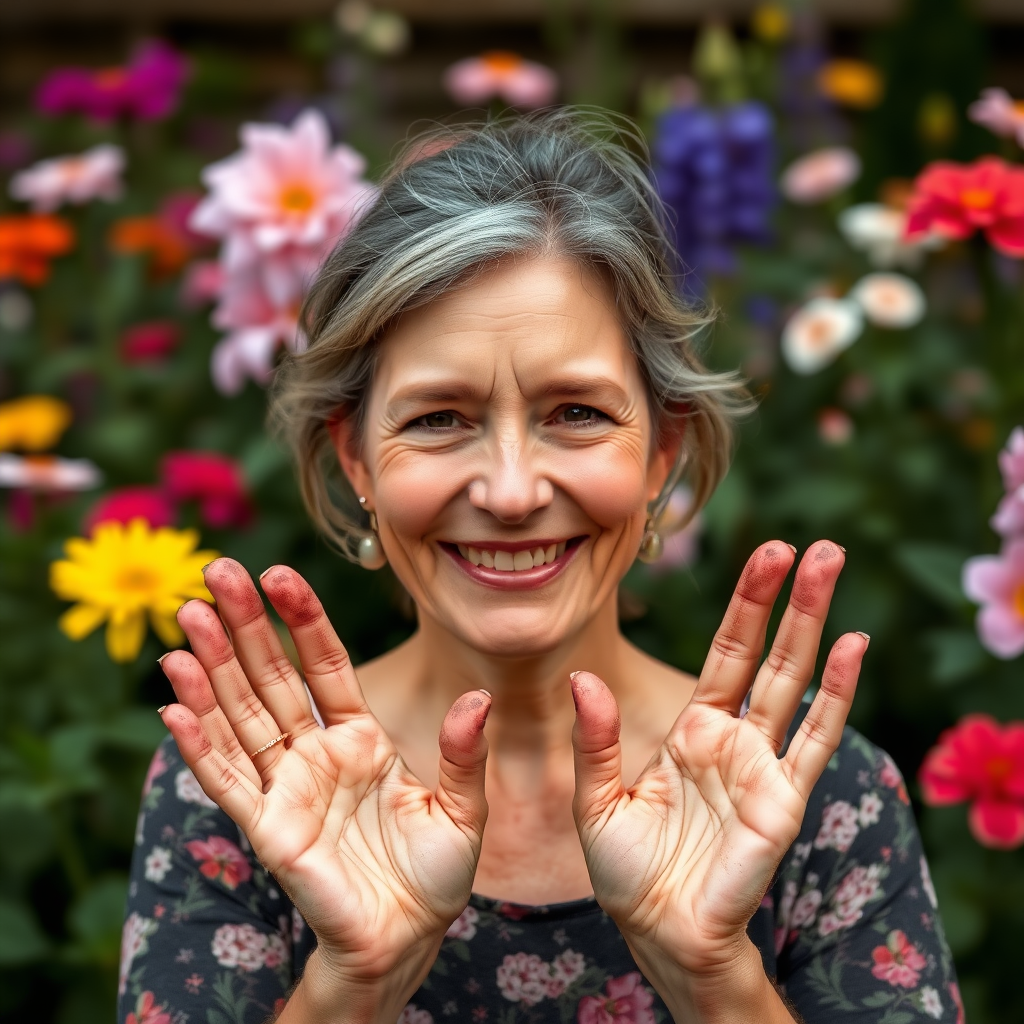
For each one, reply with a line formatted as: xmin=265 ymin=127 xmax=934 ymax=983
xmin=751 ymin=4 xmax=790 ymax=43
xmin=0 ymin=395 xmax=72 ymax=451
xmin=818 ymin=60 xmax=884 ymax=109
xmin=50 ymin=518 xmax=218 ymax=663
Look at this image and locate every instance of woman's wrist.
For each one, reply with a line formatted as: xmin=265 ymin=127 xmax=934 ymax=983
xmin=625 ymin=934 xmax=797 ymax=1024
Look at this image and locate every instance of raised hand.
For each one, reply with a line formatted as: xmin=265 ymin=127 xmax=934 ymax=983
xmin=158 ymin=558 xmax=491 ymax=1012
xmin=570 ymin=540 xmax=866 ymax=982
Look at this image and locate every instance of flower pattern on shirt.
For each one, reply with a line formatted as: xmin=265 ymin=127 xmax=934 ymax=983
xmin=118 ymin=708 xmax=960 ymax=1024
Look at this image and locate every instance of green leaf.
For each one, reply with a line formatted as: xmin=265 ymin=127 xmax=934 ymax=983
xmin=892 ymin=542 xmax=970 ymax=610
xmin=923 ymin=629 xmax=989 ymax=686
xmin=862 ymin=991 xmax=894 ymax=1007
xmin=0 ymin=899 xmax=50 ymax=964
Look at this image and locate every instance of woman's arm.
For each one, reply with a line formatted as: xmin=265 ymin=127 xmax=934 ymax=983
xmin=567 ymin=540 xmax=864 ymax=1022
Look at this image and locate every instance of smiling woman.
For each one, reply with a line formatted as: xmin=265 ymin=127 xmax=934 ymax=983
xmin=121 ymin=111 xmax=960 ymax=1024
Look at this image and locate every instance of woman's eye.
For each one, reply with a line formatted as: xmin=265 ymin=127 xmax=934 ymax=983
xmin=558 ymin=405 xmax=605 ymax=426
xmin=411 ymin=411 xmax=459 ymax=431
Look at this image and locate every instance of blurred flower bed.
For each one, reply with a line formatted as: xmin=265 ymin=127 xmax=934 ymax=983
xmin=0 ymin=3 xmax=1022 ymax=1022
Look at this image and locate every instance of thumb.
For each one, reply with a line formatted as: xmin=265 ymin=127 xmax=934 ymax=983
xmin=570 ymin=671 xmax=625 ymax=834
xmin=435 ymin=689 xmax=492 ymax=839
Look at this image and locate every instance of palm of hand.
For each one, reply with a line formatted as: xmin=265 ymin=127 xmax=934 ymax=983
xmin=571 ymin=541 xmax=865 ymax=970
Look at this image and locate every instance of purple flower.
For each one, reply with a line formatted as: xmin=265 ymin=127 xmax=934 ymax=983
xmin=35 ymin=40 xmax=189 ymax=122
xmin=963 ymin=538 xmax=1024 ymax=659
xmin=653 ymin=101 xmax=774 ymax=288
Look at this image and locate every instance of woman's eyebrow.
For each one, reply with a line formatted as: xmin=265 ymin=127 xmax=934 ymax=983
xmin=386 ymin=381 xmax=483 ymax=412
xmin=534 ymin=376 xmax=630 ymax=403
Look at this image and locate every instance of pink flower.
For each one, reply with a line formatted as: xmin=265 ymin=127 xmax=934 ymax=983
xmin=125 ymin=990 xmax=171 ymax=1024
xmin=161 ymin=450 xmax=249 ymax=528
xmin=142 ymin=745 xmax=169 ymax=797
xmin=905 ymin=157 xmax=1024 ymax=258
xmin=999 ymin=426 xmax=1024 ymax=492
xmin=968 ymin=87 xmax=1024 ymax=146
xmin=185 ymin=835 xmax=252 ymax=889
xmin=813 ymin=799 xmax=860 ymax=852
xmin=919 ymin=713 xmax=1024 ymax=849
xmin=444 ymin=52 xmax=558 ymax=108
xmin=180 ymin=259 xmax=225 ymax=308
xmin=119 ymin=912 xmax=157 ymax=995
xmin=397 ymin=1007 xmax=434 ymax=1024
xmin=948 ymin=981 xmax=966 ymax=1024
xmin=36 ymin=41 xmax=189 ymax=122
xmin=189 ymin=109 xmax=374 ymax=277
xmin=817 ymin=864 xmax=884 ymax=935
xmin=780 ymin=147 xmax=861 ymax=204
xmin=85 ymin=486 xmax=176 ymax=533
xmin=211 ymin=922 xmax=268 ymax=971
xmin=870 ymin=929 xmax=927 ymax=988
xmin=991 ymin=487 xmax=1024 ymax=538
xmin=120 ymin=321 xmax=180 ymax=363
xmin=818 ymin=407 xmax=854 ymax=445
xmin=496 ymin=952 xmax=550 ymax=1006
xmin=0 ymin=453 xmax=101 ymax=492
xmin=9 ymin=144 xmax=125 ymax=213
xmin=963 ymin=537 xmax=1024 ymax=658
xmin=445 ymin=905 xmax=479 ymax=940
xmin=577 ymin=972 xmax=655 ymax=1024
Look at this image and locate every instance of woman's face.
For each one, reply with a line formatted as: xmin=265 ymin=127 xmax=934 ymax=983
xmin=334 ymin=255 xmax=677 ymax=657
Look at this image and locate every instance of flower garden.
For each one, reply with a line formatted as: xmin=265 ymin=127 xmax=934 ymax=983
xmin=0 ymin=2 xmax=1023 ymax=1021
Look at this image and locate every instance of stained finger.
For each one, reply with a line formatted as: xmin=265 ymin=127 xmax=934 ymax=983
xmin=177 ymin=598 xmax=290 ymax=766
xmin=160 ymin=649 xmax=262 ymax=787
xmin=202 ymin=558 xmax=315 ymax=733
xmin=744 ymin=541 xmax=846 ymax=752
xmin=159 ymin=704 xmax=263 ymax=831
xmin=258 ymin=566 xmax=370 ymax=725
xmin=570 ymin=671 xmax=625 ymax=832
xmin=784 ymin=631 xmax=867 ymax=801
xmin=692 ymin=541 xmax=796 ymax=713
xmin=435 ymin=690 xmax=492 ymax=839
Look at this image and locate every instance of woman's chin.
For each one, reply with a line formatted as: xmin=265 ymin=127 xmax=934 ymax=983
xmin=439 ymin=603 xmax=582 ymax=659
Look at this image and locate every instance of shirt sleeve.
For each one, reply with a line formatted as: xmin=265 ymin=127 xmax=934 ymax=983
xmin=117 ymin=735 xmax=302 ymax=1024
xmin=770 ymin=721 xmax=962 ymax=1023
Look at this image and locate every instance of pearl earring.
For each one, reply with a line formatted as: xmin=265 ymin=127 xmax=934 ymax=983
xmin=637 ymin=515 xmax=663 ymax=564
xmin=357 ymin=498 xmax=387 ymax=570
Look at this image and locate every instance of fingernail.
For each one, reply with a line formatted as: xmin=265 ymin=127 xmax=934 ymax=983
xmin=478 ymin=688 xmax=491 ymax=698
xmin=177 ymin=600 xmax=190 ymax=615
xmin=838 ymin=545 xmax=847 ymax=553
xmin=259 ymin=567 xmax=272 ymax=580
xmin=856 ymin=631 xmax=871 ymax=644
xmin=156 ymin=705 xmax=167 ymax=714
xmin=786 ymin=543 xmax=797 ymax=554
xmin=569 ymin=670 xmax=579 ymax=681
xmin=201 ymin=560 xmax=216 ymax=574
xmin=157 ymin=652 xmax=171 ymax=665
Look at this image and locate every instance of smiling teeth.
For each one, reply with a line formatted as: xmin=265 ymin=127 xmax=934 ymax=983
xmin=457 ymin=541 xmax=566 ymax=570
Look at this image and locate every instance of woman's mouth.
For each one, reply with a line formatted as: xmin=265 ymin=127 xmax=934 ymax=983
xmin=440 ymin=537 xmax=584 ymax=589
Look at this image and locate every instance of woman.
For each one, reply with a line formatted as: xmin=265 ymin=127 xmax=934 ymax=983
xmin=119 ymin=111 xmax=959 ymax=1024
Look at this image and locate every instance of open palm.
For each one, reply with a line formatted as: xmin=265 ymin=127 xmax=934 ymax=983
xmin=571 ymin=540 xmax=866 ymax=974
xmin=160 ymin=559 xmax=491 ymax=989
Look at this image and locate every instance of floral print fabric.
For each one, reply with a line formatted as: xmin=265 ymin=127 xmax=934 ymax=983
xmin=119 ymin=709 xmax=961 ymax=1024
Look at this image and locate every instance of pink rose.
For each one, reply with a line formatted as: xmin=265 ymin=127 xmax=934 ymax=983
xmin=577 ymin=972 xmax=655 ymax=1024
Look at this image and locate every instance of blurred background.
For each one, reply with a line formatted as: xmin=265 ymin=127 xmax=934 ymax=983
xmin=1 ymin=0 xmax=1024 ymax=1021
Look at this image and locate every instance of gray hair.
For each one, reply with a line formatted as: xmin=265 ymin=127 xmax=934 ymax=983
xmin=270 ymin=108 xmax=751 ymax=560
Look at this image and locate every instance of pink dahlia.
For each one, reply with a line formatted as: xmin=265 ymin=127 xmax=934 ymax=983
xmin=35 ymin=41 xmax=189 ymax=122
xmin=999 ymin=426 xmax=1024 ymax=492
xmin=919 ymin=713 xmax=1024 ymax=849
xmin=577 ymin=972 xmax=655 ymax=1024
xmin=992 ymin=487 xmax=1024 ymax=538
xmin=905 ymin=156 xmax=1024 ymax=257
xmin=161 ymin=450 xmax=249 ymax=528
xmin=9 ymin=144 xmax=125 ymax=213
xmin=85 ymin=486 xmax=176 ymax=533
xmin=444 ymin=52 xmax=558 ymax=109
xmin=189 ymin=109 xmax=375 ymax=282
xmin=963 ymin=537 xmax=1024 ymax=658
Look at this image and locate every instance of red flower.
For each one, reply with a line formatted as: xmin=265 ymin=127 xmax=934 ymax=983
xmin=184 ymin=835 xmax=252 ymax=889
xmin=85 ymin=486 xmax=176 ymax=534
xmin=870 ymin=929 xmax=927 ymax=988
xmin=919 ymin=713 xmax=1024 ymax=849
xmin=121 ymin=321 xmax=181 ymax=363
xmin=905 ymin=156 xmax=1024 ymax=257
xmin=161 ymin=450 xmax=250 ymax=528
xmin=577 ymin=972 xmax=655 ymax=1024
xmin=126 ymin=991 xmax=171 ymax=1024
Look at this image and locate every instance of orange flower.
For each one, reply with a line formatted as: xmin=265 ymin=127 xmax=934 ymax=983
xmin=0 ymin=214 xmax=74 ymax=285
xmin=109 ymin=216 xmax=190 ymax=277
xmin=818 ymin=60 xmax=883 ymax=109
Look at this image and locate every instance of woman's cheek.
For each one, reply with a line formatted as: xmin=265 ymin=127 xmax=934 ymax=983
xmin=550 ymin=438 xmax=649 ymax=528
xmin=375 ymin=447 xmax=473 ymax=539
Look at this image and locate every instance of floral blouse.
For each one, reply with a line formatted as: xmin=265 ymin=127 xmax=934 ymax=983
xmin=118 ymin=709 xmax=963 ymax=1024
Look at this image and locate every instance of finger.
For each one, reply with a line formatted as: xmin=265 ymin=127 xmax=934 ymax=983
xmin=258 ymin=566 xmax=370 ymax=726
xmin=692 ymin=541 xmax=796 ymax=713
xmin=434 ymin=690 xmax=492 ymax=839
xmin=177 ymin=598 xmax=289 ymax=764
xmin=159 ymin=649 xmax=262 ymax=787
xmin=159 ymin=703 xmax=263 ymax=832
xmin=744 ymin=541 xmax=846 ymax=752
xmin=569 ymin=671 xmax=625 ymax=833
xmin=202 ymin=559 xmax=316 ymax=734
xmin=784 ymin=631 xmax=868 ymax=801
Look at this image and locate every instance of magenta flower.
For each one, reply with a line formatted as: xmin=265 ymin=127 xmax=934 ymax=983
xmin=999 ymin=426 xmax=1024 ymax=492
xmin=84 ymin=486 xmax=176 ymax=534
xmin=919 ymin=713 xmax=1024 ymax=848
xmin=161 ymin=450 xmax=250 ymax=528
xmin=444 ymin=52 xmax=558 ymax=109
xmin=963 ymin=537 xmax=1024 ymax=658
xmin=35 ymin=41 xmax=189 ymax=122
xmin=120 ymin=321 xmax=180 ymax=364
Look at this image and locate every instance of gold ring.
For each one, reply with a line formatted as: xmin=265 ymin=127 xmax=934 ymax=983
xmin=250 ymin=733 xmax=287 ymax=758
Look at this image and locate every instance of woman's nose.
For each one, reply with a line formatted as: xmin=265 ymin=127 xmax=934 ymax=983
xmin=467 ymin=438 xmax=554 ymax=523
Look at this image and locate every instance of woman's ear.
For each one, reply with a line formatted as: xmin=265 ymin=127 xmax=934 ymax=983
xmin=327 ymin=413 xmax=375 ymax=506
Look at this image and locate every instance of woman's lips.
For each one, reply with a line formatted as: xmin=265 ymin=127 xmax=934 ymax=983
xmin=442 ymin=538 xmax=583 ymax=590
